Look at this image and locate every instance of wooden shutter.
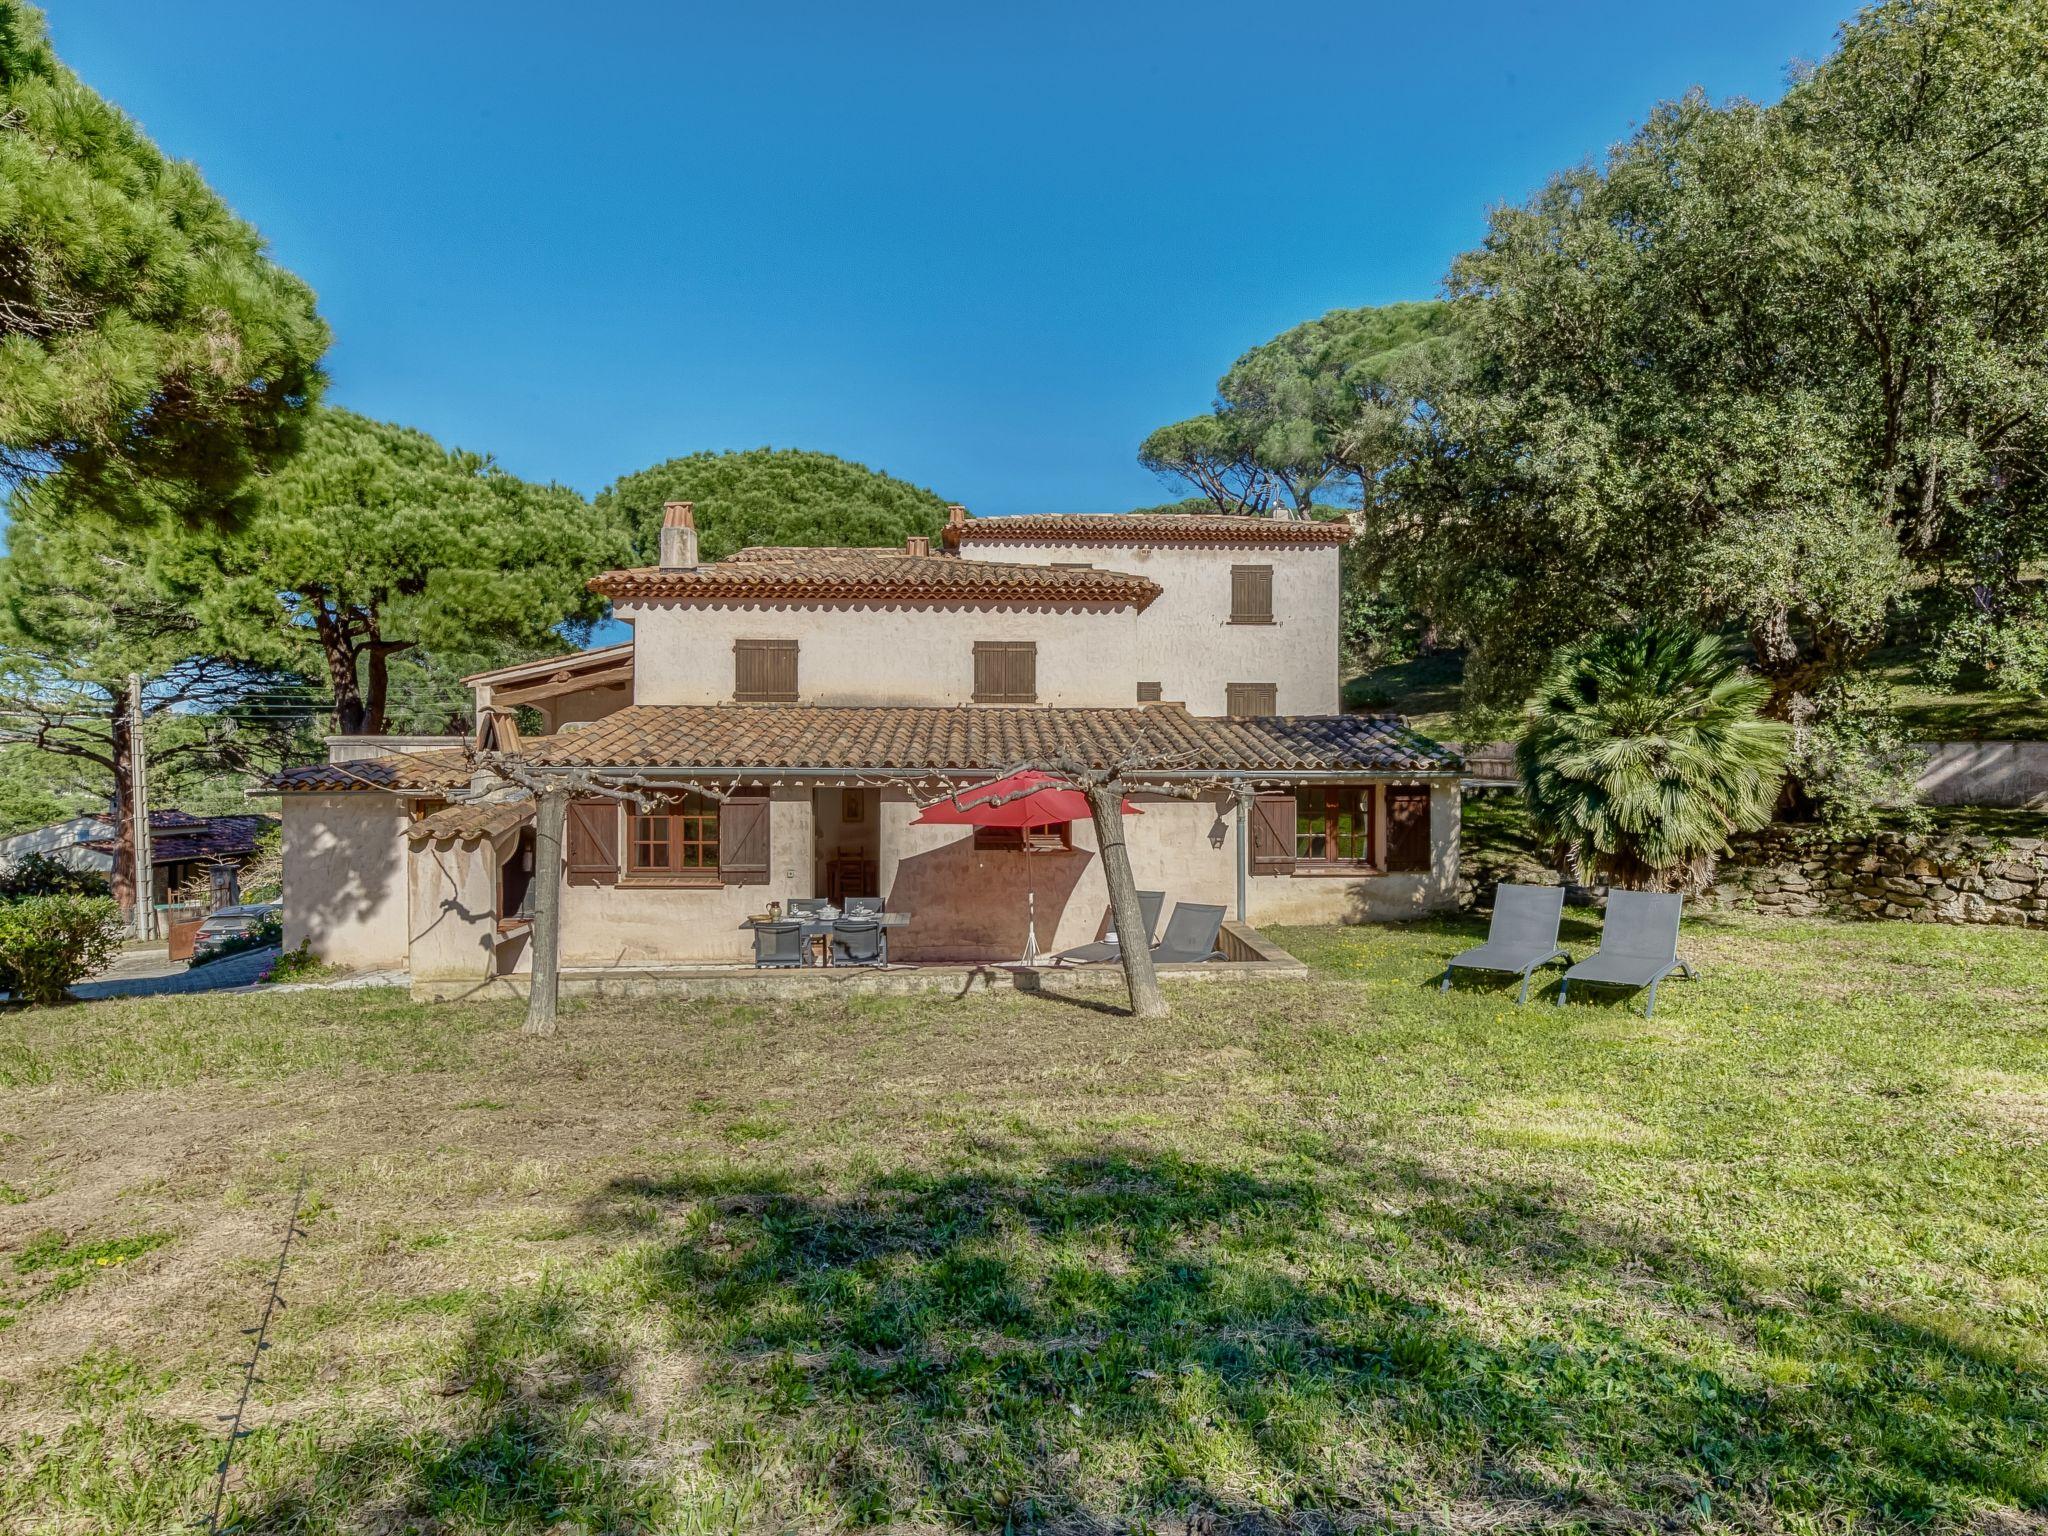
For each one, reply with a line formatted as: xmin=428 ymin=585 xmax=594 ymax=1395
xmin=1227 ymin=682 xmax=1278 ymax=718
xmin=718 ymin=795 xmax=771 ymax=885
xmin=733 ymin=640 xmax=798 ymax=703
xmin=973 ymin=641 xmax=1037 ymax=703
xmin=1136 ymin=681 xmax=1162 ymax=702
xmin=565 ymin=799 xmax=618 ymax=886
xmin=1230 ymin=564 xmax=1273 ymax=624
xmin=1385 ymin=785 xmax=1432 ymax=872
xmin=1250 ymin=793 xmax=1296 ymax=875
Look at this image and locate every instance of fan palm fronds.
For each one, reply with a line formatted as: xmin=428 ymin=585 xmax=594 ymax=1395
xmin=1517 ymin=628 xmax=1790 ymax=891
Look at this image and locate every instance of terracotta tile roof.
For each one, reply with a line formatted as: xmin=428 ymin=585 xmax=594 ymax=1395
xmin=520 ymin=705 xmax=1458 ymax=776
xmin=944 ymin=512 xmax=1353 ymax=549
xmin=590 ymin=552 xmax=1160 ymax=609
xmin=407 ymin=797 xmax=534 ymax=845
xmin=266 ymin=748 xmax=475 ymax=794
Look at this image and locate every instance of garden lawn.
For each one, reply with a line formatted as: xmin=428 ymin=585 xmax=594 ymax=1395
xmin=0 ymin=913 xmax=2043 ymax=1533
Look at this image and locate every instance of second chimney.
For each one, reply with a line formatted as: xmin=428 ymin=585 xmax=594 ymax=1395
xmin=905 ymin=535 xmax=931 ymax=557
xmin=659 ymin=501 xmax=698 ymax=569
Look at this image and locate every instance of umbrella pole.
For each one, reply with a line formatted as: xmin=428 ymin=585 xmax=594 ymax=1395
xmin=1021 ymin=838 xmax=1040 ymax=966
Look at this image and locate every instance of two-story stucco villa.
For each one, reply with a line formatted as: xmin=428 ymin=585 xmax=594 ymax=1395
xmin=269 ymin=505 xmax=1461 ymax=995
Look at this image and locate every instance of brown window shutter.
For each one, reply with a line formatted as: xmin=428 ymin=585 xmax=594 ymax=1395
xmin=1230 ymin=564 xmax=1273 ymax=623
xmin=1250 ymin=793 xmax=1296 ymax=875
xmin=734 ymin=640 xmax=798 ymax=703
xmin=565 ymin=800 xmax=619 ymax=886
xmin=1136 ymin=681 xmax=1161 ymax=702
xmin=717 ymin=795 xmax=771 ymax=885
xmin=973 ymin=641 xmax=1037 ymax=703
xmin=1227 ymin=682 xmax=1278 ymax=718
xmin=1385 ymin=785 xmax=1432 ymax=872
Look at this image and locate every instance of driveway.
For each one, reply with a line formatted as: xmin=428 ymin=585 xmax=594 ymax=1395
xmin=69 ymin=945 xmax=280 ymax=1000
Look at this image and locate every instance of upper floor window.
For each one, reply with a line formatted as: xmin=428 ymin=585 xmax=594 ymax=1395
xmin=1230 ymin=564 xmax=1274 ymax=625
xmin=973 ymin=641 xmax=1037 ymax=703
xmin=734 ymin=639 xmax=798 ymax=703
xmin=1226 ymin=682 xmax=1277 ymax=718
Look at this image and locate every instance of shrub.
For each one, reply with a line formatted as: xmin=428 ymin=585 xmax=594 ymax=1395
xmin=0 ymin=895 xmax=124 ymax=1006
xmin=1791 ymin=674 xmax=1928 ymax=836
xmin=264 ymin=940 xmax=332 ymax=985
xmin=1517 ymin=627 xmax=1791 ymax=891
xmin=0 ymin=854 xmax=110 ymax=901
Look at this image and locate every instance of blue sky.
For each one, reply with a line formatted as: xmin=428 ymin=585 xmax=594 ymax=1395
xmin=46 ymin=1 xmax=1848 ymax=513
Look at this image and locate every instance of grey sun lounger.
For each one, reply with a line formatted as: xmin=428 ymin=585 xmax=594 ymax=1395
xmin=1557 ymin=890 xmax=1694 ymax=1017
xmin=1150 ymin=902 xmax=1227 ymax=964
xmin=1055 ymin=890 xmax=1164 ymax=965
xmin=1440 ymin=882 xmax=1572 ymax=1004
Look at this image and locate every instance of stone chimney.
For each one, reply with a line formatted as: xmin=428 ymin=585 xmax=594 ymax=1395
xmin=905 ymin=535 xmax=931 ymax=557
xmin=946 ymin=504 xmax=968 ymax=529
xmin=659 ymin=501 xmax=698 ymax=569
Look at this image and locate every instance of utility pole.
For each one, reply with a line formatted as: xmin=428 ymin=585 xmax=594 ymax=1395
xmin=127 ymin=673 xmax=153 ymax=941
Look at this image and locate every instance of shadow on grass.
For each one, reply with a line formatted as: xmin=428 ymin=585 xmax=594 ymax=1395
xmin=227 ymin=1145 xmax=2046 ymax=1531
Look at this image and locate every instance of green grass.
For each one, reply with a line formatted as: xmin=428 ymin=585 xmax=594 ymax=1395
xmin=1 ymin=916 xmax=2044 ymax=1531
xmin=1343 ymin=650 xmax=1470 ymax=737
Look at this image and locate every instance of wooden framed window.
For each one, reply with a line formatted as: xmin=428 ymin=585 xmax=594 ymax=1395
xmin=1229 ymin=564 xmax=1274 ymax=624
xmin=1226 ymin=682 xmax=1278 ymax=718
xmin=625 ymin=793 xmax=722 ymax=881
xmin=1295 ymin=787 xmax=1376 ymax=868
xmin=1136 ymin=681 xmax=1162 ymax=702
xmin=973 ymin=641 xmax=1037 ymax=703
xmin=497 ymin=826 xmax=537 ymax=923
xmin=733 ymin=639 xmax=798 ymax=703
xmin=974 ymin=821 xmax=1072 ymax=853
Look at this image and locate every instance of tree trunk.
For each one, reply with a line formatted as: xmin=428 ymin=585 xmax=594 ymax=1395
xmin=363 ymin=639 xmax=416 ymax=738
xmin=524 ymin=786 xmax=566 ymax=1036
xmin=108 ymin=682 xmax=136 ymax=919
xmin=1086 ymin=778 xmax=1166 ymax=1020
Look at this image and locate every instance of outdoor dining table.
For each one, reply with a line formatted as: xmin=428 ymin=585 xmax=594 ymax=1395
xmin=743 ymin=909 xmax=909 ymax=966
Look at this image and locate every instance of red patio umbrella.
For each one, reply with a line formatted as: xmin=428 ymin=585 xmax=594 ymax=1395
xmin=913 ymin=771 xmax=1141 ymax=964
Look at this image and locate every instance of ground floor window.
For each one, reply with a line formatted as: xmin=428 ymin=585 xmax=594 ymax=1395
xmin=1295 ymin=786 xmax=1375 ymax=867
xmin=498 ymin=826 xmax=537 ymax=922
xmin=627 ymin=793 xmax=721 ymax=878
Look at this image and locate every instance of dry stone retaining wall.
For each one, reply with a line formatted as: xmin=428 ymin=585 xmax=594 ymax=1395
xmin=1705 ymin=827 xmax=2047 ymax=927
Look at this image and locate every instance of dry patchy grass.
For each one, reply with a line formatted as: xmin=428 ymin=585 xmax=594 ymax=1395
xmin=0 ymin=913 xmax=2043 ymax=1532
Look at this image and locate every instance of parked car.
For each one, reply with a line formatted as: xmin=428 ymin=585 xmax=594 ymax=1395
xmin=188 ymin=903 xmax=283 ymax=967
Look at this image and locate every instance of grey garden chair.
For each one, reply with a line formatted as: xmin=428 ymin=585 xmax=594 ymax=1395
xmin=1440 ymin=883 xmax=1572 ymax=1004
xmin=845 ymin=896 xmax=885 ymax=916
xmin=752 ymin=920 xmax=806 ymax=969
xmin=1149 ymin=902 xmax=1226 ymax=964
xmin=1557 ymin=891 xmax=1694 ymax=1017
xmin=830 ymin=917 xmax=887 ymax=967
xmin=1054 ymin=890 xmax=1164 ymax=965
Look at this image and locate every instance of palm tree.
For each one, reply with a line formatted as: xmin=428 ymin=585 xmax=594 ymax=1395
xmin=1517 ymin=628 xmax=1790 ymax=891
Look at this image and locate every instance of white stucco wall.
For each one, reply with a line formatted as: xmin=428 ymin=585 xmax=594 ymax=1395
xmin=390 ymin=777 xmax=1458 ymax=976
xmin=620 ymin=601 xmax=1143 ymax=708
xmin=955 ymin=540 xmax=1341 ymax=716
xmin=281 ymin=793 xmax=410 ymax=970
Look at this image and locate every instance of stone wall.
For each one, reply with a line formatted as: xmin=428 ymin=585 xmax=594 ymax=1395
xmin=1706 ymin=826 xmax=2048 ymax=927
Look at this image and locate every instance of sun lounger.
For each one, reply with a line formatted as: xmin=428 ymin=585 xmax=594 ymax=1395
xmin=1440 ymin=883 xmax=1572 ymax=1004
xmin=1557 ymin=890 xmax=1694 ymax=1017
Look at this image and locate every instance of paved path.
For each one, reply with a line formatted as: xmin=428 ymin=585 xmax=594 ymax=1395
xmin=69 ymin=946 xmax=280 ymax=1001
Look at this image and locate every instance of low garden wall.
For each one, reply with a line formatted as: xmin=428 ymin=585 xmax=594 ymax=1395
xmin=1457 ymin=814 xmax=2047 ymax=928
xmin=1704 ymin=826 xmax=2047 ymax=927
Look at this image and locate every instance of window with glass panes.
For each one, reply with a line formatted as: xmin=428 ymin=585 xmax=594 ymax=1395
xmin=1295 ymin=787 xmax=1374 ymax=866
xmin=627 ymin=793 xmax=721 ymax=877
